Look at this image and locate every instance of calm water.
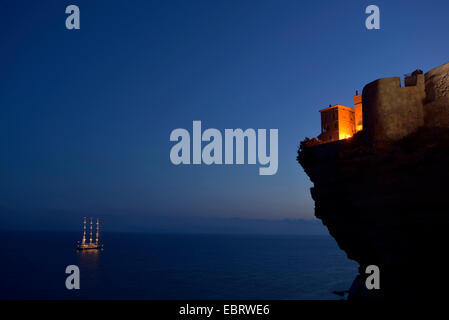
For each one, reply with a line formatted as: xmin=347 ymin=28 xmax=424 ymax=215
xmin=0 ymin=232 xmax=358 ymax=300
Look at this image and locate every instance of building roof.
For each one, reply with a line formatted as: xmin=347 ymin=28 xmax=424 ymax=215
xmin=319 ymin=104 xmax=355 ymax=113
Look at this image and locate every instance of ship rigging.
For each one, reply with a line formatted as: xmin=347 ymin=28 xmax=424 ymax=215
xmin=76 ymin=217 xmax=103 ymax=250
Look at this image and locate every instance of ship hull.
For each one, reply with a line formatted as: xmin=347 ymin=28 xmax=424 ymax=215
xmin=76 ymin=245 xmax=103 ymax=251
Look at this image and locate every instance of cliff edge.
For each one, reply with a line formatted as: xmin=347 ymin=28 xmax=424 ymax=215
xmin=298 ymin=61 xmax=449 ymax=300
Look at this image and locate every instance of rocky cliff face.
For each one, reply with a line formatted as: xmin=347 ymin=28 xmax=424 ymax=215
xmin=298 ymin=62 xmax=449 ymax=300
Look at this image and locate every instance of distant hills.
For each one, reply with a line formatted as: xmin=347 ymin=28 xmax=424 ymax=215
xmin=0 ymin=206 xmax=327 ymax=235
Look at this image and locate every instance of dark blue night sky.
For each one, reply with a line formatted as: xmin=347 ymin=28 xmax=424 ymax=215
xmin=1 ymin=0 xmax=449 ymax=231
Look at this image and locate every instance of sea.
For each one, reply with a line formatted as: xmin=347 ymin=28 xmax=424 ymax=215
xmin=0 ymin=232 xmax=358 ymax=300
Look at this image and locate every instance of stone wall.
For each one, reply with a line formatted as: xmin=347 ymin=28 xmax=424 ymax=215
xmin=425 ymin=61 xmax=449 ymax=102
xmin=362 ymin=76 xmax=425 ymax=145
xmin=354 ymin=94 xmax=363 ymax=132
xmin=424 ymin=62 xmax=449 ymax=127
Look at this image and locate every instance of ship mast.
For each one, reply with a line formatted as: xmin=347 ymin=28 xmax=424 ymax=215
xmin=96 ymin=218 xmax=99 ymax=244
xmin=82 ymin=217 xmax=86 ymax=245
xmin=89 ymin=217 xmax=93 ymax=244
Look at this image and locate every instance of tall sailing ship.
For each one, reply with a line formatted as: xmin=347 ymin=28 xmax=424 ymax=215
xmin=76 ymin=217 xmax=103 ymax=250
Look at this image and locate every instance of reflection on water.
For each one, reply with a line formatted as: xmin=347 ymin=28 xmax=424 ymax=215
xmin=75 ymin=249 xmax=102 ymax=296
xmin=76 ymin=249 xmax=101 ymax=269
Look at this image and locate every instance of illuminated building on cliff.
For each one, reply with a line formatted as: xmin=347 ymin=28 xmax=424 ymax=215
xmin=302 ymin=64 xmax=449 ymax=150
xmin=317 ymin=92 xmax=363 ymax=143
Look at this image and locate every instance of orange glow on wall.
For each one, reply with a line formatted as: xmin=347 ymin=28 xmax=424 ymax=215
xmin=318 ymin=104 xmax=356 ymax=143
xmin=316 ymin=93 xmax=363 ymax=144
xmin=354 ymin=94 xmax=363 ymax=132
